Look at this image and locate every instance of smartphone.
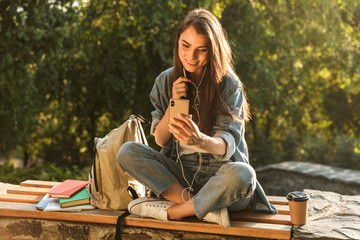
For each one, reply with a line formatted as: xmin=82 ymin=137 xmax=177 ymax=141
xmin=169 ymin=98 xmax=189 ymax=133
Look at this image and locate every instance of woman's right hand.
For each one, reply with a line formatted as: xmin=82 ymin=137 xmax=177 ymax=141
xmin=172 ymin=77 xmax=191 ymax=99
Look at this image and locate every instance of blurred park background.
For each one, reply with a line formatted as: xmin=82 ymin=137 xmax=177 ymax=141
xmin=0 ymin=0 xmax=359 ymax=183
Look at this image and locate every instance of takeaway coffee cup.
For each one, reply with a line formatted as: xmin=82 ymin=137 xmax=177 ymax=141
xmin=287 ymin=191 xmax=310 ymax=225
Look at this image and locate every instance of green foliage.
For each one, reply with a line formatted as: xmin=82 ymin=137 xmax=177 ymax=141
xmin=222 ymin=0 xmax=360 ymax=168
xmin=0 ymin=0 xmax=359 ymax=180
xmin=0 ymin=161 xmax=89 ymax=184
xmin=332 ymin=133 xmax=360 ymax=169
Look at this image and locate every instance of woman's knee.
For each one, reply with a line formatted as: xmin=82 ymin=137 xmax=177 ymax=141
xmin=116 ymin=141 xmax=139 ymax=166
xmin=220 ymin=162 xmax=256 ymax=195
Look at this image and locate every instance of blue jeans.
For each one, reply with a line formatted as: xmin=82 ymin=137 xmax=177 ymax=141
xmin=117 ymin=141 xmax=256 ymax=219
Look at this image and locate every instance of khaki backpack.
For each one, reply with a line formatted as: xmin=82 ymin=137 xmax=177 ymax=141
xmin=87 ymin=115 xmax=147 ymax=210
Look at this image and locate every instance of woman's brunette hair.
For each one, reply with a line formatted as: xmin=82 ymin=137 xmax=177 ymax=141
xmin=173 ymin=9 xmax=250 ymax=135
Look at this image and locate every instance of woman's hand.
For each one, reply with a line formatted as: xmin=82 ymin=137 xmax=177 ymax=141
xmin=169 ymin=113 xmax=227 ymax=156
xmin=153 ymin=76 xmax=190 ymax=148
xmin=172 ymin=77 xmax=191 ymax=99
xmin=169 ymin=113 xmax=205 ymax=147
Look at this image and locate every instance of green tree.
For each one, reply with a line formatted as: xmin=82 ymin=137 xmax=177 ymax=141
xmin=0 ymin=0 xmax=77 ymax=166
xmin=222 ymin=0 xmax=360 ymax=167
xmin=1 ymin=0 xmax=359 ymax=172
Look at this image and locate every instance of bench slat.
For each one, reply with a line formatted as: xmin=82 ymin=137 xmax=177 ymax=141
xmin=0 ymin=180 xmax=292 ymax=239
xmin=2 ymin=186 xmax=291 ymax=215
xmin=273 ymin=204 xmax=290 ymax=215
xmin=7 ymin=186 xmax=49 ymax=196
xmin=125 ymin=217 xmax=291 ymax=240
xmin=20 ymin=180 xmax=61 ymax=188
xmin=0 ymin=193 xmax=291 ymax=215
xmin=0 ymin=202 xmax=291 ymax=240
xmin=268 ymin=196 xmax=288 ymax=205
xmin=0 ymin=194 xmax=43 ymax=204
xmin=230 ymin=211 xmax=291 ymax=225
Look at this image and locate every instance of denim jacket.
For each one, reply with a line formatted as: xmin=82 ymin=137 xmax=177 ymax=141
xmin=149 ymin=67 xmax=277 ymax=214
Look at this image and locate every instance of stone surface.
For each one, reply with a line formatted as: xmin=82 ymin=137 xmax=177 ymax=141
xmin=256 ymin=161 xmax=360 ymax=196
xmin=292 ymin=189 xmax=360 ymax=240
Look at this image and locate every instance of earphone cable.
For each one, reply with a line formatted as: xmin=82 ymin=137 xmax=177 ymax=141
xmin=174 ymin=66 xmax=207 ymax=202
xmin=182 ymin=65 xmax=207 ymax=125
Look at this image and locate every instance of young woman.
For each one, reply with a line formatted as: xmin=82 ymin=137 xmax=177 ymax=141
xmin=117 ymin=8 xmax=276 ymax=227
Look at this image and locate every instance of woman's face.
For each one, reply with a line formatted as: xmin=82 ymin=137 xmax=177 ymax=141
xmin=178 ymin=25 xmax=209 ymax=78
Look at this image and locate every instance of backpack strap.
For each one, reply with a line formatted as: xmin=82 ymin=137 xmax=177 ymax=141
xmin=127 ymin=186 xmax=139 ymax=200
xmin=114 ymin=186 xmax=139 ymax=240
xmin=137 ymin=118 xmax=148 ymax=146
xmin=133 ymin=114 xmax=150 ymax=125
xmin=115 ymin=211 xmax=130 ymax=240
xmin=130 ymin=114 xmax=149 ymax=146
xmin=92 ymin=138 xmax=99 ymax=192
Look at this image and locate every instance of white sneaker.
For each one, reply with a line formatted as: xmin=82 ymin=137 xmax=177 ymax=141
xmin=203 ymin=208 xmax=231 ymax=227
xmin=128 ymin=197 xmax=174 ymax=221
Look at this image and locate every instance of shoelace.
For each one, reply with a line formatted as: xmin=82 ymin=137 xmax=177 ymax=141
xmin=145 ymin=203 xmax=168 ymax=208
xmin=143 ymin=202 xmax=170 ymax=217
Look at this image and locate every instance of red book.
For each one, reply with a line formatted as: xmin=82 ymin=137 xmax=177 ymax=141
xmin=47 ymin=180 xmax=89 ymax=198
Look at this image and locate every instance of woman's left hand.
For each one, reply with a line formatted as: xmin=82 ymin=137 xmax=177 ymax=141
xmin=169 ymin=113 xmax=204 ymax=147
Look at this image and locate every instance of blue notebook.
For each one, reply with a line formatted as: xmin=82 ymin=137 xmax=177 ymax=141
xmin=35 ymin=193 xmax=55 ymax=211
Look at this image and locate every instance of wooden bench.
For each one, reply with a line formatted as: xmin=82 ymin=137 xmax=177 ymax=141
xmin=0 ymin=180 xmax=293 ymax=239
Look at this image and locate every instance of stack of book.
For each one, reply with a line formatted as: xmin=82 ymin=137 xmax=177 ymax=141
xmin=36 ymin=180 xmax=94 ymax=211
